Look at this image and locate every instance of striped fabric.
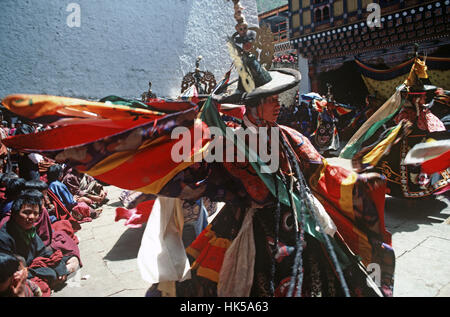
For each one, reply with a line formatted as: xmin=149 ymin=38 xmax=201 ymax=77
xmin=356 ymin=56 xmax=450 ymax=102
xmin=2 ymin=92 xmax=394 ymax=295
xmin=2 ymin=94 xmax=208 ymax=194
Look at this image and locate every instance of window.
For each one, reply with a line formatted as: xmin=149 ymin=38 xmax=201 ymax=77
xmin=323 ymin=6 xmax=330 ymax=21
xmin=315 ymin=9 xmax=322 ymax=22
xmin=314 ymin=5 xmax=330 ymax=23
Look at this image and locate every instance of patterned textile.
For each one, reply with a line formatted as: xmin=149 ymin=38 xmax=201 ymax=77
xmin=23 ymin=279 xmax=43 ymax=297
xmin=340 ymin=88 xmax=404 ymax=159
xmin=29 ymin=277 xmax=50 ymax=297
xmin=186 ymin=205 xmax=244 ymax=284
xmin=374 ymin=130 xmax=450 ymax=198
xmin=119 ymin=190 xmax=156 ymax=209
xmin=356 ymin=56 xmax=450 ymax=101
xmin=79 ymin=174 xmax=104 ymax=198
xmin=310 ymin=99 xmax=353 ymax=154
xmin=180 ymin=113 xmax=393 ymax=296
xmin=2 ymin=94 xmax=206 ymax=195
xmin=395 ymin=106 xmax=445 ymax=133
xmin=352 ymin=121 xmax=411 ymax=172
xmin=404 ymin=140 xmax=450 ymax=174
xmin=352 ymin=103 xmax=449 ymax=198
xmin=115 ymin=196 xmax=215 ymax=229
xmin=1 ymin=93 xmax=394 ymax=297
xmin=62 ymin=170 xmax=86 ymax=197
xmin=312 ymin=98 xmax=353 ymax=116
xmin=312 ymin=109 xmax=340 ymax=153
xmin=183 ymin=203 xmax=386 ymax=297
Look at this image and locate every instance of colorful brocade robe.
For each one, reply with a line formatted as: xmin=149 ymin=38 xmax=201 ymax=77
xmin=1 ymin=94 xmax=394 ymax=296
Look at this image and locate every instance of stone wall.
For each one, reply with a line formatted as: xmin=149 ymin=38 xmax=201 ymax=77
xmin=0 ymin=0 xmax=258 ymax=100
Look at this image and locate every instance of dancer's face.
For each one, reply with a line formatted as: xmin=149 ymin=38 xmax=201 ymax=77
xmin=257 ymin=95 xmax=281 ymax=123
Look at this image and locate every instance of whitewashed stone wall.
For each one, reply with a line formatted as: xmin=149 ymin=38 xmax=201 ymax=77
xmin=0 ymin=0 xmax=258 ymax=100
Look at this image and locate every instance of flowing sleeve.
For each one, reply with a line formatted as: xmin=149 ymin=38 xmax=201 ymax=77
xmin=1 ymin=95 xmax=251 ymax=205
xmin=282 ymin=126 xmax=395 ymax=295
xmin=1 ymin=95 xmax=207 ymax=199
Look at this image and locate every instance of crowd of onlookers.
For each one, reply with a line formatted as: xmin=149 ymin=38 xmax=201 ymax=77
xmin=0 ymin=115 xmax=108 ymax=297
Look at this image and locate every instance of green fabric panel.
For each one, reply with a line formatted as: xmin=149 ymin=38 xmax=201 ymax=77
xmin=200 ymin=97 xmax=324 ymax=243
xmin=340 ymin=103 xmax=403 ymax=159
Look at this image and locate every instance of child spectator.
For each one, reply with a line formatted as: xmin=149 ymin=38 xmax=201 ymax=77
xmin=0 ymin=252 xmax=42 ymax=297
xmin=25 ymin=180 xmax=56 ymax=223
xmin=21 ymin=188 xmax=81 ymax=276
xmin=0 ymin=190 xmax=70 ymax=294
xmin=14 ymin=122 xmax=40 ymax=181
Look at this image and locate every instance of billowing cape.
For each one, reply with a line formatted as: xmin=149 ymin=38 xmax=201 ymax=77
xmin=1 ymin=92 xmax=394 ymax=296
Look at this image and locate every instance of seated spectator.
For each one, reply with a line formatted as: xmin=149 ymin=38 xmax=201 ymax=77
xmin=8 ymin=122 xmax=16 ymax=136
xmin=0 ymin=252 xmax=42 ymax=297
xmin=1 ymin=121 xmax=10 ymax=137
xmin=0 ymin=172 xmax=19 ymax=186
xmin=25 ymin=180 xmax=56 ymax=223
xmin=0 ymin=173 xmax=4 ymax=201
xmin=0 ymin=177 xmax=26 ymax=217
xmin=0 ymin=173 xmax=17 ymax=213
xmin=0 ymin=122 xmax=8 ymax=174
xmin=47 ymin=164 xmax=102 ymax=222
xmin=63 ymin=168 xmax=108 ymax=207
xmin=0 ymin=190 xmax=72 ymax=293
xmin=38 ymin=156 xmax=55 ymax=183
xmin=14 ymin=122 xmax=41 ymax=181
xmin=24 ymin=180 xmax=82 ymax=269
